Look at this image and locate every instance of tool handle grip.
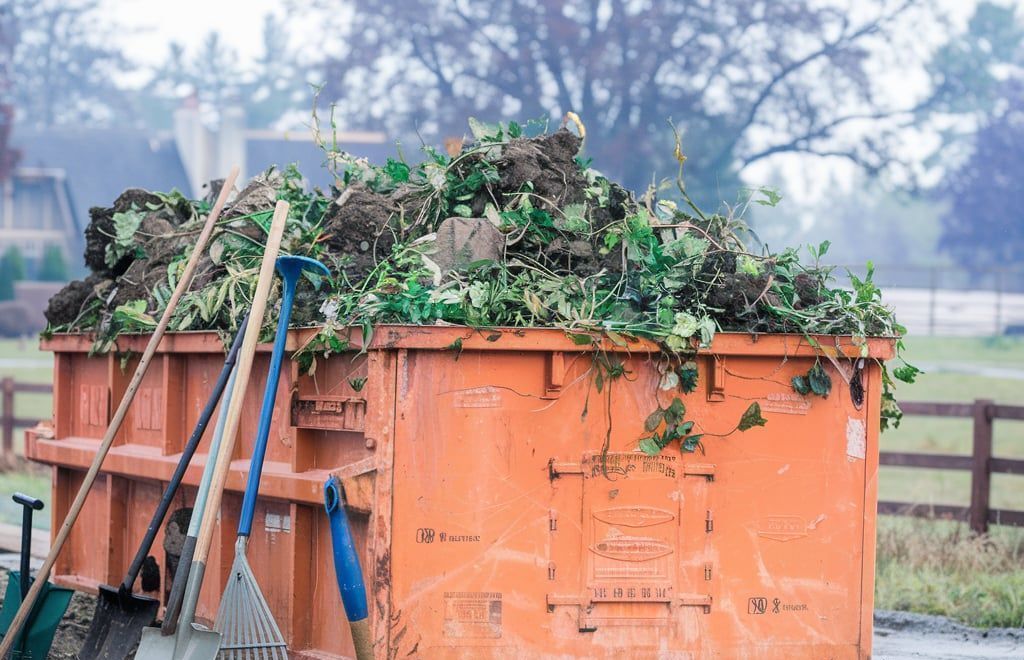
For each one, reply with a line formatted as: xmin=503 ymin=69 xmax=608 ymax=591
xmin=12 ymin=493 xmax=43 ymax=510
xmin=324 ymin=476 xmax=369 ymax=622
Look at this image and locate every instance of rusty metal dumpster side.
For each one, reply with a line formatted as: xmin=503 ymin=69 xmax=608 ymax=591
xmin=27 ymin=328 xmax=893 ymax=659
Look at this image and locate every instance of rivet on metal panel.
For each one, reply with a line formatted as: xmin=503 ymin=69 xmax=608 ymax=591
xmin=705 ymin=509 xmax=714 ymax=533
xmin=365 ymin=437 xmax=377 ymax=450
xmin=548 ymin=510 xmax=558 ymax=531
xmin=544 ymin=351 xmax=565 ymax=398
xmin=707 ymin=356 xmax=726 ymax=401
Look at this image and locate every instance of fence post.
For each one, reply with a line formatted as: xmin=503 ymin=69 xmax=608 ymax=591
xmin=1 ymin=377 xmax=13 ymax=456
xmin=970 ymin=399 xmax=994 ymax=534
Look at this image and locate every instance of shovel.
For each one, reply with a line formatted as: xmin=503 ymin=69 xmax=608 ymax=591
xmin=76 ymin=317 xmax=248 ymax=659
xmin=213 ymin=255 xmax=330 ymax=659
xmin=0 ymin=493 xmax=73 ymax=659
xmin=324 ymin=476 xmax=372 ymax=660
xmin=134 ymin=200 xmax=288 ymax=660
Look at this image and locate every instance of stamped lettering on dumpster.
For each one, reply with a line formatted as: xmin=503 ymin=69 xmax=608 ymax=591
xmin=761 ymin=392 xmax=811 ymax=415
xmin=452 ymin=386 xmax=502 ymax=409
xmin=443 ymin=591 xmax=502 ymax=639
xmin=582 ymin=452 xmax=678 ymax=479
xmin=291 ymin=395 xmax=365 ymax=431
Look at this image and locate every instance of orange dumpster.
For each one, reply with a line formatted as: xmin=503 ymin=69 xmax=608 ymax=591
xmin=27 ymin=326 xmax=893 ymax=659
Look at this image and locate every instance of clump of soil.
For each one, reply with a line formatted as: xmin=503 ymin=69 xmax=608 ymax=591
xmin=495 ymin=130 xmax=587 ymax=210
xmin=322 ymin=183 xmax=400 ymax=282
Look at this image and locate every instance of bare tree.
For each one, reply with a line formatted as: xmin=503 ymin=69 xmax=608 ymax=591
xmin=6 ymin=0 xmax=127 ymax=128
xmin=311 ymin=0 xmax=939 ymax=201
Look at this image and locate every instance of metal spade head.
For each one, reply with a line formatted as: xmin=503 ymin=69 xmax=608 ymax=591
xmin=135 ymin=621 xmax=222 ymax=660
xmin=77 ymin=583 xmax=160 ymax=660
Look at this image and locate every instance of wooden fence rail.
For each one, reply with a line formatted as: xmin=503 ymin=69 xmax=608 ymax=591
xmin=0 ymin=377 xmax=52 ymax=455
xmin=879 ymin=399 xmax=1024 ymax=534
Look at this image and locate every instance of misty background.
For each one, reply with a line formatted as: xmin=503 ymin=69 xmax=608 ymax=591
xmin=0 ymin=0 xmax=1022 ymax=336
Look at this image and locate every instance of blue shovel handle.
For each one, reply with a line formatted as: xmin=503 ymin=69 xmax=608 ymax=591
xmin=238 ymin=255 xmax=330 ymax=538
xmin=324 ymin=476 xmax=368 ymax=622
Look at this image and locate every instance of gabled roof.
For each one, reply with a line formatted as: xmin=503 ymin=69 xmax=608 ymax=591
xmin=12 ymin=127 xmax=191 ymax=235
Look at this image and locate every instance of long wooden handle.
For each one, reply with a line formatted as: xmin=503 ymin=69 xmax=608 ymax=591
xmin=0 ymin=167 xmax=240 ymax=658
xmin=193 ymin=200 xmax=290 ymax=564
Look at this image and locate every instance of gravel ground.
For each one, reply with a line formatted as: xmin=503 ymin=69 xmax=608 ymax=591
xmin=874 ymin=610 xmax=1024 ymax=659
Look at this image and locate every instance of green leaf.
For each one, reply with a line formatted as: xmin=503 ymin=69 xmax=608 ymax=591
xmin=681 ymin=434 xmax=704 ymax=453
xmin=384 ymin=158 xmax=410 ymax=183
xmin=678 ymin=363 xmax=699 ymax=393
xmin=507 ymin=121 xmax=522 ymax=138
xmin=808 ymin=362 xmax=832 ymax=397
xmin=453 ymin=204 xmax=473 ymax=218
xmin=446 ymin=337 xmax=464 ymax=361
xmin=754 ymin=186 xmax=783 ymax=207
xmin=677 ymin=420 xmax=695 ymax=435
xmin=738 ymin=402 xmax=767 ymax=432
xmin=570 ymin=333 xmax=595 ymax=345
xmin=639 ymin=436 xmax=662 ymax=456
xmin=893 ymin=364 xmax=922 ymax=384
xmin=644 ymin=409 xmax=665 ymax=432
xmin=792 ymin=375 xmax=811 ymax=395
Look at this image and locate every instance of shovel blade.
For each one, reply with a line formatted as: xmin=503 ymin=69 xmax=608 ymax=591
xmin=0 ymin=572 xmax=73 ymax=660
xmin=78 ymin=583 xmax=160 ymax=659
xmin=135 ymin=623 xmax=222 ymax=660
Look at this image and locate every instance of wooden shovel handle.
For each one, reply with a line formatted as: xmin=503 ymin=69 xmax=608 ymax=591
xmin=193 ymin=200 xmax=290 ymax=563
xmin=0 ymin=167 xmax=241 ymax=657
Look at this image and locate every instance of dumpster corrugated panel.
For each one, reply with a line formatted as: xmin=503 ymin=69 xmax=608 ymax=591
xmin=27 ymin=328 xmax=893 ymax=659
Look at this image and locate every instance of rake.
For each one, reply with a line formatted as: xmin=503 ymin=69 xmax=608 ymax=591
xmin=213 ymin=255 xmax=330 ymax=660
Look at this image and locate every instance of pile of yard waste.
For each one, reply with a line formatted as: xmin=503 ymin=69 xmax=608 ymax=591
xmin=43 ymin=118 xmax=917 ymax=431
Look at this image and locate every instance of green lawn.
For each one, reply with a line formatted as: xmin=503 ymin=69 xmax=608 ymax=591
xmin=880 ymin=336 xmax=1024 ymax=511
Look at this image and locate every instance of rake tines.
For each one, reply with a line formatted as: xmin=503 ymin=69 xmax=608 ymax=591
xmin=215 ymin=539 xmax=288 ymax=660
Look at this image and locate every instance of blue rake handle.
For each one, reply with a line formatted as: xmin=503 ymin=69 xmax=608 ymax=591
xmin=324 ymin=476 xmax=368 ymax=623
xmin=237 ymin=255 xmax=329 ymax=538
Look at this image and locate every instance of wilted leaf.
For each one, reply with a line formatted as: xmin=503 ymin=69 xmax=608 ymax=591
xmin=644 ymin=409 xmax=664 ymax=432
xmin=792 ymin=375 xmax=811 ymax=395
xmin=738 ymin=402 xmax=767 ymax=431
xmin=665 ymin=398 xmax=686 ymax=426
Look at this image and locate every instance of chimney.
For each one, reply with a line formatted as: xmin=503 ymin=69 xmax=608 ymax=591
xmin=173 ymin=93 xmax=214 ymax=198
xmin=217 ymin=105 xmax=247 ymax=186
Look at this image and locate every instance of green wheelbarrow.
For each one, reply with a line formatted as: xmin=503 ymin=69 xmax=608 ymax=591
xmin=0 ymin=493 xmax=73 ymax=659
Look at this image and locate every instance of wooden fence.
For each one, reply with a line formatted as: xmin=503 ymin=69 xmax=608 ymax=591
xmin=0 ymin=377 xmax=51 ymax=455
xmin=879 ymin=399 xmax=1024 ymax=534
xmin=0 ymin=377 xmax=1022 ymax=533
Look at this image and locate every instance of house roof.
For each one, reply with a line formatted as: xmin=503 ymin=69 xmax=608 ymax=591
xmin=12 ymin=127 xmax=191 ymax=236
xmin=11 ymin=126 xmax=398 ymax=235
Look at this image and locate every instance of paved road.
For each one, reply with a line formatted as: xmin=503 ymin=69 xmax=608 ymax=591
xmin=874 ymin=611 xmax=1024 ymax=659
